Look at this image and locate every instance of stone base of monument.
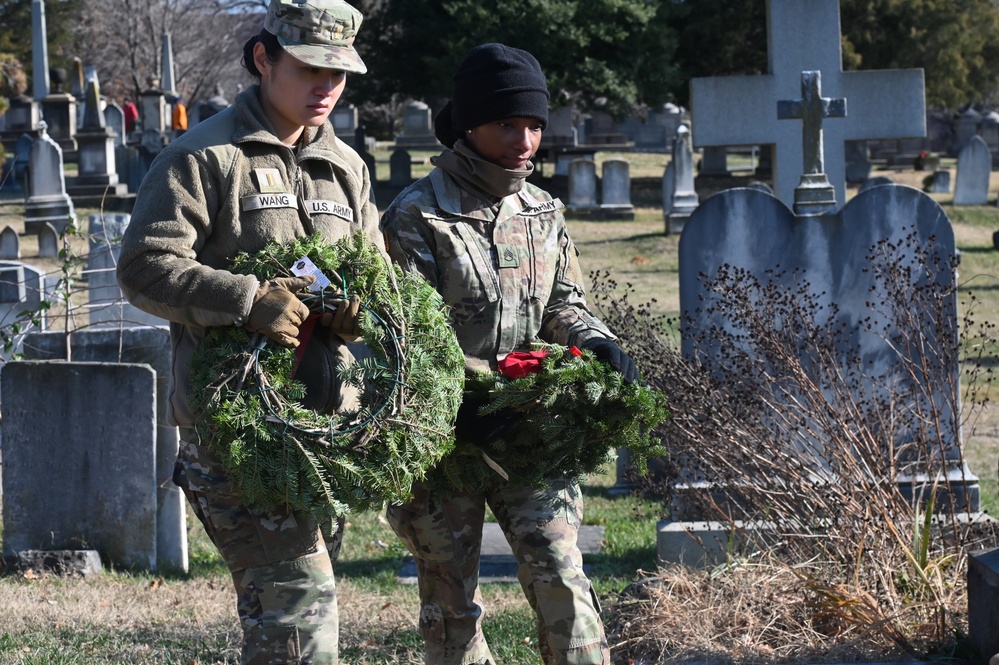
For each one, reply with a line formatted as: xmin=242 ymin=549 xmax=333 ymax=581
xmin=657 ymin=518 xmax=781 ymax=568
xmin=666 ymin=211 xmax=691 ymax=235
xmin=595 ymin=204 xmax=635 ymax=221
xmin=24 ymin=197 xmax=76 ymax=235
xmin=398 ymin=522 xmax=605 ymax=584
xmin=66 ymin=180 xmax=132 ymax=209
xmin=659 ymin=511 xmax=999 ymax=570
xmin=5 ymin=549 xmax=103 ymax=577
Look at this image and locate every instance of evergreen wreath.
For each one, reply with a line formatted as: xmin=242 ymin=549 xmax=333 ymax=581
xmin=428 ymin=343 xmax=670 ymax=493
xmin=190 ymin=233 xmax=465 ymax=521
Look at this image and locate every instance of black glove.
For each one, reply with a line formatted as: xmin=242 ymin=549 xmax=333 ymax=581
xmin=454 ymin=395 xmax=518 ymax=445
xmin=582 ymin=337 xmax=639 ymax=384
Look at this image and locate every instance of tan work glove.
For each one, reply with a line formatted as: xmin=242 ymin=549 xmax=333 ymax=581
xmin=246 ymin=275 xmax=314 ymax=347
xmin=319 ymin=293 xmax=362 ymax=342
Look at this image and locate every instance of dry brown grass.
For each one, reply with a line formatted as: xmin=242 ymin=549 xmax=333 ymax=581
xmin=606 ymin=559 xmax=940 ymax=665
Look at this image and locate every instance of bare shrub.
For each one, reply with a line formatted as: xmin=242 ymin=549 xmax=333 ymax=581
xmin=592 ymin=229 xmax=999 ymax=662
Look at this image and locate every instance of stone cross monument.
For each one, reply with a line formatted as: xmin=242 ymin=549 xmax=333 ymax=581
xmin=690 ymin=0 xmax=925 ymax=209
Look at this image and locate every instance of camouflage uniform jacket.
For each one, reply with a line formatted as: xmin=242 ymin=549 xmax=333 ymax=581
xmin=117 ymin=85 xmax=381 ymax=428
xmin=380 ymin=167 xmax=613 ymax=371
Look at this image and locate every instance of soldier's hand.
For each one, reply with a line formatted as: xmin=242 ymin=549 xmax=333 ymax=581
xmin=246 ymin=275 xmax=314 ymax=347
xmin=319 ymin=294 xmax=363 ymax=343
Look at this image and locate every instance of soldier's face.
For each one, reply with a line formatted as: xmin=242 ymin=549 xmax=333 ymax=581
xmin=465 ymin=117 xmax=543 ymax=170
xmin=255 ymin=43 xmax=346 ymax=144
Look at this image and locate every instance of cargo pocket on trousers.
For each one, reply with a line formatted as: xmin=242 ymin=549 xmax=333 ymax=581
xmin=386 ymin=487 xmax=458 ymax=563
xmin=419 ymin=603 xmax=446 ymax=644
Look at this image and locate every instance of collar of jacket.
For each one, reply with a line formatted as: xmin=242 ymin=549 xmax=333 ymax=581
xmin=430 ymin=168 xmax=547 ymax=223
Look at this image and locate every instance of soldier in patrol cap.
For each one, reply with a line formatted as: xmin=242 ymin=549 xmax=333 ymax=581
xmin=117 ymin=1 xmax=378 ymax=662
xmin=381 ymin=43 xmax=637 ymax=665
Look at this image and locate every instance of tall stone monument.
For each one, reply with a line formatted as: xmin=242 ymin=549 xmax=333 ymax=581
xmin=68 ymin=75 xmax=130 ymax=207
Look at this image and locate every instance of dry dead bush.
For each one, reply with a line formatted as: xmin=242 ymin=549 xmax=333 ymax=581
xmin=592 ymin=229 xmax=999 ymax=663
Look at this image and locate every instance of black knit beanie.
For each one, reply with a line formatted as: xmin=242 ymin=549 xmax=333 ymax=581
xmin=450 ymin=43 xmax=550 ymax=132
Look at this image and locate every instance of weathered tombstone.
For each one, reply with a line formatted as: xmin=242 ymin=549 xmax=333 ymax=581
xmin=389 ymin=147 xmax=412 ymax=187
xmin=24 ymin=122 xmax=77 ymax=235
xmin=103 ymin=100 xmax=126 ymax=146
xmin=844 ymin=140 xmax=871 ymax=182
xmin=953 ymin=135 xmax=991 ymax=206
xmin=699 ymin=146 xmax=729 ymax=176
xmin=666 ymin=70 xmax=976 ymax=566
xmin=661 ymin=161 xmax=675 ymax=218
xmin=543 ymin=106 xmax=577 ymax=148
xmin=1 ymin=361 xmax=160 ymax=570
xmin=13 ymin=132 xmax=33 ymax=185
xmin=2 ymin=96 xmax=41 ymax=142
xmin=195 ymin=84 xmax=229 ymax=123
xmin=0 ymin=261 xmax=49 ymax=360
xmin=953 ymin=107 xmax=981 ymax=155
xmin=355 ymin=125 xmax=376 ymax=186
xmin=968 ymin=548 xmax=999 ymax=660
xmin=37 ymin=221 xmax=59 ymax=258
xmin=567 ymin=158 xmax=598 ymax=215
xmin=659 ymin=102 xmax=684 ymax=145
xmin=22 ymin=326 xmax=187 ymax=572
xmin=394 ymin=101 xmax=439 ymax=148
xmin=859 ymin=175 xmax=894 ymax=192
xmin=690 ymin=0 xmax=925 ymax=210
xmin=599 ymin=158 xmax=634 ymax=219
xmin=85 ymin=212 xmax=168 ymax=327
xmin=667 ymin=125 xmax=700 ymax=234
xmin=330 ymin=105 xmax=358 ymax=141
xmin=930 ymin=170 xmax=951 ymax=194
xmin=0 ymin=226 xmax=20 ymax=259
xmin=140 ymin=77 xmax=167 ymax=135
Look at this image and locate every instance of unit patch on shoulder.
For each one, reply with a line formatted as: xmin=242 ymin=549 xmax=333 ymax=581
xmin=253 ymin=167 xmax=286 ymax=193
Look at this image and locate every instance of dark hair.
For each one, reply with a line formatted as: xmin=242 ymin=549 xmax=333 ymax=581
xmin=241 ymin=30 xmax=283 ymax=80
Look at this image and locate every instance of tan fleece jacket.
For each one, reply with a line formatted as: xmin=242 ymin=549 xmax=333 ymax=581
xmin=117 ymin=85 xmax=382 ymax=428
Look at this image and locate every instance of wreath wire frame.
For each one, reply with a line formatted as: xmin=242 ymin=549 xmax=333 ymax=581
xmin=427 ymin=343 xmax=671 ymax=494
xmin=190 ymin=233 xmax=465 ymax=520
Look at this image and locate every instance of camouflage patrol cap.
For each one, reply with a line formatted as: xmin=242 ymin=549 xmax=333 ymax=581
xmin=264 ymin=0 xmax=367 ymax=74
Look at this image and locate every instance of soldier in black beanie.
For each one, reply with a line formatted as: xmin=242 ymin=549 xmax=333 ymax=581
xmin=382 ymin=42 xmax=635 ymax=665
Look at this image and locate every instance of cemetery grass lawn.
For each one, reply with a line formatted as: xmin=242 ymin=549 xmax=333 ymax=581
xmin=0 ymin=465 xmax=655 ymax=664
xmin=1 ymin=165 xmax=999 ymax=662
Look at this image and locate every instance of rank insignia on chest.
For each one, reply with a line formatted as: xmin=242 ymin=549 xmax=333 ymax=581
xmin=496 ymin=243 xmax=520 ymax=268
xmin=253 ymin=167 xmax=286 ymax=193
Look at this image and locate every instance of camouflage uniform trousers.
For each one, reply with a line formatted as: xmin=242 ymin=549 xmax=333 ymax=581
xmin=387 ymin=476 xmax=610 ymax=665
xmin=175 ymin=434 xmax=343 ymax=665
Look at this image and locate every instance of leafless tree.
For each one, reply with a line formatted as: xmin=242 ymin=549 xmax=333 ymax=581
xmin=72 ymin=0 xmax=263 ymax=108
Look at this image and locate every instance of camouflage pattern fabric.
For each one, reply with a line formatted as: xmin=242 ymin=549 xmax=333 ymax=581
xmin=175 ymin=435 xmax=343 ymax=665
xmin=387 ymin=479 xmax=610 ymax=665
xmin=264 ymin=0 xmax=367 ymax=73
xmin=380 ymin=168 xmax=614 ymax=373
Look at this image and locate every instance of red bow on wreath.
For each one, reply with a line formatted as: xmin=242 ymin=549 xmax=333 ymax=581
xmin=497 ymin=346 xmax=582 ymax=380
